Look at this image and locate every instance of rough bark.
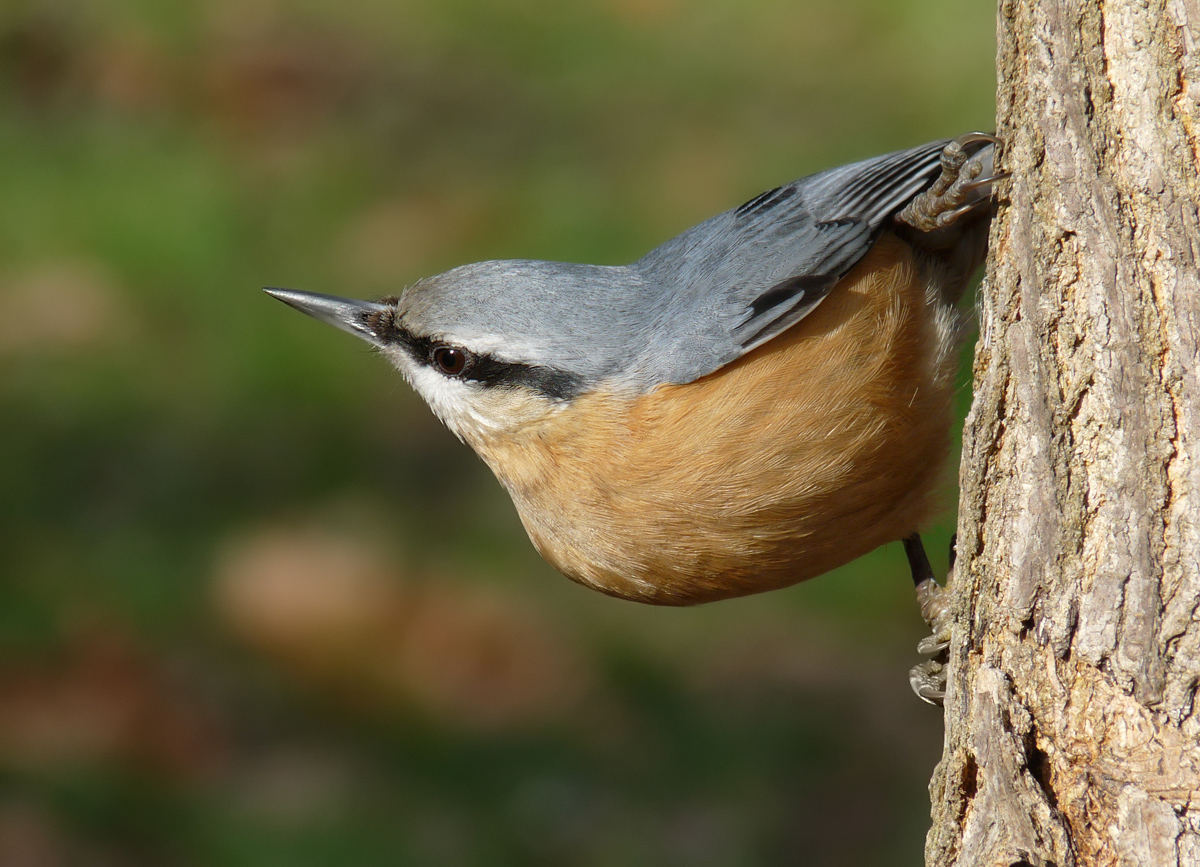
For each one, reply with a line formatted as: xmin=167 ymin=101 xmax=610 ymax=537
xmin=926 ymin=1 xmax=1200 ymax=865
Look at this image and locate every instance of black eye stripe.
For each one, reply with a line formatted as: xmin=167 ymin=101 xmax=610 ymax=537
xmin=375 ymin=317 xmax=584 ymax=401
xmin=464 ymin=354 xmax=583 ymax=401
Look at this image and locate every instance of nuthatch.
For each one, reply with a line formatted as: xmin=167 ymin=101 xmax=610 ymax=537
xmin=267 ymin=134 xmax=1002 ymax=609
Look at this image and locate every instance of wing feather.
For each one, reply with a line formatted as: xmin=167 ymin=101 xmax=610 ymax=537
xmin=629 ymin=139 xmax=950 ymax=384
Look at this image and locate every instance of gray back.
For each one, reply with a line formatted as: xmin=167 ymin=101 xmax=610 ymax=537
xmin=396 ymin=140 xmax=951 ymax=393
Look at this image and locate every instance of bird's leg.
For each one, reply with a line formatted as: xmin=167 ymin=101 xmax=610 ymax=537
xmin=904 ymin=533 xmax=954 ymax=705
xmin=896 ymin=132 xmax=1008 ymax=232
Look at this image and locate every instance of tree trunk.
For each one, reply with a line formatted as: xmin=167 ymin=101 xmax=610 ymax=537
xmin=925 ymin=1 xmax=1200 ymax=865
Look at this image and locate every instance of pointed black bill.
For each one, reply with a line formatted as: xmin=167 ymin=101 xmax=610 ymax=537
xmin=263 ymin=287 xmax=392 ymax=346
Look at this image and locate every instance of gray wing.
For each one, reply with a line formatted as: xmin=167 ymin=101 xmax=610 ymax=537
xmin=629 ymin=140 xmax=949 ymax=386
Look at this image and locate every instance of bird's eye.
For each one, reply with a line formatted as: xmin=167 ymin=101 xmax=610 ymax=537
xmin=432 ymin=345 xmax=470 ymax=376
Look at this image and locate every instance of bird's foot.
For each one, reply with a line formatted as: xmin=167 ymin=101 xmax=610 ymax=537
xmin=896 ymin=132 xmax=1008 ymax=232
xmin=903 ymin=533 xmax=954 ymax=706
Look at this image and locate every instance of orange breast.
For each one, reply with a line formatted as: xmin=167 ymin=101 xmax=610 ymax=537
xmin=471 ymin=233 xmax=960 ymax=604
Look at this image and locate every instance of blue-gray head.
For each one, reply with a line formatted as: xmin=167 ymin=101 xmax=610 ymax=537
xmin=266 ymin=139 xmax=967 ymax=440
xmin=267 ymin=257 xmax=662 ymax=440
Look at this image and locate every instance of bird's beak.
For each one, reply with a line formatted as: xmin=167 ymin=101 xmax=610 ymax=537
xmin=263 ymin=287 xmax=392 ymax=346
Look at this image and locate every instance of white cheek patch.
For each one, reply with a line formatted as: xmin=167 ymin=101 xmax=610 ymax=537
xmin=384 ymin=351 xmax=487 ymax=439
xmin=380 ymin=346 xmax=563 ymax=441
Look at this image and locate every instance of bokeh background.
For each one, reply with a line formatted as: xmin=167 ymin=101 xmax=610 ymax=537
xmin=0 ymin=0 xmax=994 ymax=864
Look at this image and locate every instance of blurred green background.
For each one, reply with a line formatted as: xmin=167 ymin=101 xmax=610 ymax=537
xmin=0 ymin=0 xmax=993 ymax=864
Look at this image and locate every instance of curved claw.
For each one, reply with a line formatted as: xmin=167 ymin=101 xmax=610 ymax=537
xmin=938 ymin=200 xmax=988 ymax=225
xmin=909 ymin=659 xmax=947 ymax=706
xmin=953 ymin=131 xmax=1003 ymax=151
xmin=916 ymin=633 xmax=950 ymax=656
xmin=958 ymin=170 xmax=1012 ymax=193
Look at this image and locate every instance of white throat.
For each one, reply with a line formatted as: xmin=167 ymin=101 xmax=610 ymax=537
xmin=382 ymin=348 xmax=561 ymax=441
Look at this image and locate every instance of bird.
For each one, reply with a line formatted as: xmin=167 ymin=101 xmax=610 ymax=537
xmin=266 ymin=133 xmax=1002 ymax=610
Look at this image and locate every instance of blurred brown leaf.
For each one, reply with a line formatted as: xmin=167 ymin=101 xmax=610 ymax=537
xmin=214 ymin=526 xmax=402 ymax=675
xmin=0 ymin=261 xmax=134 ymax=357
xmin=214 ymin=525 xmax=591 ymax=731
xmin=380 ymin=580 xmax=590 ymax=731
xmin=0 ymin=802 xmax=64 ymax=867
xmin=0 ymin=11 xmax=81 ymax=111
xmin=90 ymin=31 xmax=174 ymax=114
xmin=0 ymin=631 xmax=226 ymax=781
xmin=201 ymin=29 xmax=367 ymax=142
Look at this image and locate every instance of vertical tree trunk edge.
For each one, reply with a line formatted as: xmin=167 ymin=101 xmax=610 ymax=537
xmin=925 ymin=1 xmax=1200 ymax=866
